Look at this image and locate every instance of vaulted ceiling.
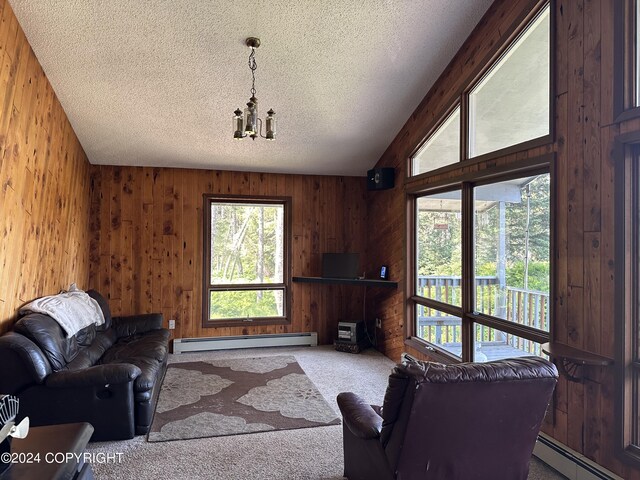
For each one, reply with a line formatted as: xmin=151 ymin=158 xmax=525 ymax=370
xmin=9 ymin=0 xmax=492 ymax=176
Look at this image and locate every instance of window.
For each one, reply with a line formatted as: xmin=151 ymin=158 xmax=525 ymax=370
xmin=407 ymin=2 xmax=552 ymax=363
xmin=617 ymin=144 xmax=640 ymax=461
xmin=415 ymin=191 xmax=462 ymax=356
xmin=468 ymin=5 xmax=550 ymax=157
xmin=411 ymin=106 xmax=460 ymax=176
xmin=203 ymin=196 xmax=291 ymax=326
xmin=615 ymin=0 xmax=640 ymax=116
xmin=474 ymin=174 xmax=550 ymax=331
xmin=472 ymin=172 xmax=550 ymax=361
xmin=474 ymin=325 xmax=545 ymax=362
xmin=616 ymin=2 xmax=640 ymax=455
xmin=636 ymin=0 xmax=640 ymax=106
xmin=411 ymin=168 xmax=551 ymax=363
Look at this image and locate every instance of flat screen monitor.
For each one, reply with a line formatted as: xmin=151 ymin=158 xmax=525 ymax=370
xmin=322 ymin=253 xmax=360 ymax=279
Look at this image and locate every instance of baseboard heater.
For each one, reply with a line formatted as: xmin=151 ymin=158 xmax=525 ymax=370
xmin=173 ymin=332 xmax=318 ymax=354
xmin=533 ymin=433 xmax=623 ymax=480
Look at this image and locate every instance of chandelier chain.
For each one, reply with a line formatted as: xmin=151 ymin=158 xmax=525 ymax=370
xmin=248 ymin=48 xmax=257 ymax=97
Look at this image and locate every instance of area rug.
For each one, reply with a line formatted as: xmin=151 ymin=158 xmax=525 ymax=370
xmin=147 ymin=355 xmax=340 ymax=442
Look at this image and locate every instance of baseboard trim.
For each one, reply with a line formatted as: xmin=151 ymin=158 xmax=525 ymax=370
xmin=534 ymin=433 xmax=623 ymax=480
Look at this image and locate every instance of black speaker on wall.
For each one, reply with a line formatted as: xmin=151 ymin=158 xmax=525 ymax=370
xmin=367 ymin=167 xmax=395 ymax=191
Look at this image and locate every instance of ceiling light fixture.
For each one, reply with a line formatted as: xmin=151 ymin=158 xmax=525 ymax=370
xmin=233 ymin=37 xmax=276 ymax=141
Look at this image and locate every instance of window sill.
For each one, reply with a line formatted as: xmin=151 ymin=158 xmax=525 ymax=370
xmin=404 ymin=337 xmax=461 ymax=364
xmin=617 ymin=445 xmax=640 ymax=470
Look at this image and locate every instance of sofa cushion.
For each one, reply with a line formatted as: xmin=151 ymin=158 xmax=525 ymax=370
xmin=100 ymin=329 xmax=170 ymax=396
xmin=112 ymin=313 xmax=163 ymax=338
xmin=66 ymin=330 xmax=117 ymax=371
xmin=101 ymin=330 xmax=169 ymax=364
xmin=14 ymin=313 xmax=80 ymax=371
xmin=87 ymin=289 xmax=112 ymax=331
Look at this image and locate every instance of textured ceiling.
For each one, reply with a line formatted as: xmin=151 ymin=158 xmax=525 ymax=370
xmin=9 ymin=0 xmax=492 ymax=176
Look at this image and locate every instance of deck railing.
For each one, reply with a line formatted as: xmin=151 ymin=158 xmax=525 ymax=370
xmin=416 ymin=275 xmax=549 ymax=356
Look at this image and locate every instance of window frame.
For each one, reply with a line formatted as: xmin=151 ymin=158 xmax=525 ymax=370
xmin=201 ymin=194 xmax=292 ymax=328
xmin=411 ymin=185 xmax=464 ymax=359
xmin=406 ymin=0 xmax=553 ymax=183
xmin=464 ymin=2 xmax=553 ymax=162
xmin=407 ymin=156 xmax=553 ymax=362
xmin=615 ymin=136 xmax=640 ymax=465
xmin=614 ymin=0 xmax=640 ymax=122
xmin=409 ymin=103 xmax=461 ymax=179
xmin=405 ymin=0 xmax=553 ymax=362
xmin=612 ymin=2 xmax=640 ymax=467
xmin=468 ymin=165 xmax=553 ymax=343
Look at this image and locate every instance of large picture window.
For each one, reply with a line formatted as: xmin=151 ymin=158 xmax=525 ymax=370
xmin=411 ymin=167 xmax=551 ymax=362
xmin=407 ymin=1 xmax=552 ymax=363
xmin=203 ymin=196 xmax=291 ymax=327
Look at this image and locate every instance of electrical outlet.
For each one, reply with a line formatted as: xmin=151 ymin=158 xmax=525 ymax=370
xmin=168 ymin=319 xmax=176 ymax=330
xmin=375 ymin=318 xmax=382 ymax=328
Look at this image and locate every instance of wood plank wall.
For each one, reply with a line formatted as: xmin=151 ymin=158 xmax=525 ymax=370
xmin=88 ymin=166 xmax=367 ymax=345
xmin=366 ymin=0 xmax=635 ymax=477
xmin=0 ymin=0 xmax=91 ymax=333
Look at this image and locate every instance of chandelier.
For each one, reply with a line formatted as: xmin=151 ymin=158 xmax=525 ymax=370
xmin=233 ymin=37 xmax=276 ymax=141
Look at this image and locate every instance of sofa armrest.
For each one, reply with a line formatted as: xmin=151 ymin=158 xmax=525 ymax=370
xmin=337 ymin=392 xmax=383 ymax=439
xmin=46 ymin=364 xmax=141 ymax=388
xmin=112 ymin=313 xmax=163 ymax=337
xmin=0 ymin=333 xmax=51 ymax=392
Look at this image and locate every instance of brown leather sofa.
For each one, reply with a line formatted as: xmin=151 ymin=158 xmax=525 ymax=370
xmin=0 ymin=290 xmax=169 ymax=441
xmin=337 ymin=356 xmax=558 ymax=480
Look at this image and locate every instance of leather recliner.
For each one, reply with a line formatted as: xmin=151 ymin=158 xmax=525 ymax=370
xmin=337 ymin=356 xmax=558 ymax=480
xmin=0 ymin=290 xmax=169 ymax=441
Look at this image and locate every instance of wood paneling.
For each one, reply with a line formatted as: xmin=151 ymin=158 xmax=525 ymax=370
xmin=366 ymin=0 xmax=636 ymax=477
xmin=0 ymin=0 xmax=91 ymax=333
xmin=89 ymin=166 xmax=367 ymax=345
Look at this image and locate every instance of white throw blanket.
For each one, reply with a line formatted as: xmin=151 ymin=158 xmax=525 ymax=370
xmin=19 ymin=288 xmax=105 ymax=337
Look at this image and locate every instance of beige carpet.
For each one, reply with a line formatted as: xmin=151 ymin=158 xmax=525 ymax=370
xmin=148 ymin=355 xmax=340 ymax=442
xmin=88 ymin=345 xmax=566 ymax=480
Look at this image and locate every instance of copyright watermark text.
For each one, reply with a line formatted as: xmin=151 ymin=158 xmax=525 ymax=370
xmin=1 ymin=451 xmax=124 ymax=464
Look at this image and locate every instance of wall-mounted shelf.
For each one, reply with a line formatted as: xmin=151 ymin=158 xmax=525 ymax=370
xmin=293 ymin=276 xmax=398 ymax=288
xmin=541 ymin=342 xmax=613 ymax=383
